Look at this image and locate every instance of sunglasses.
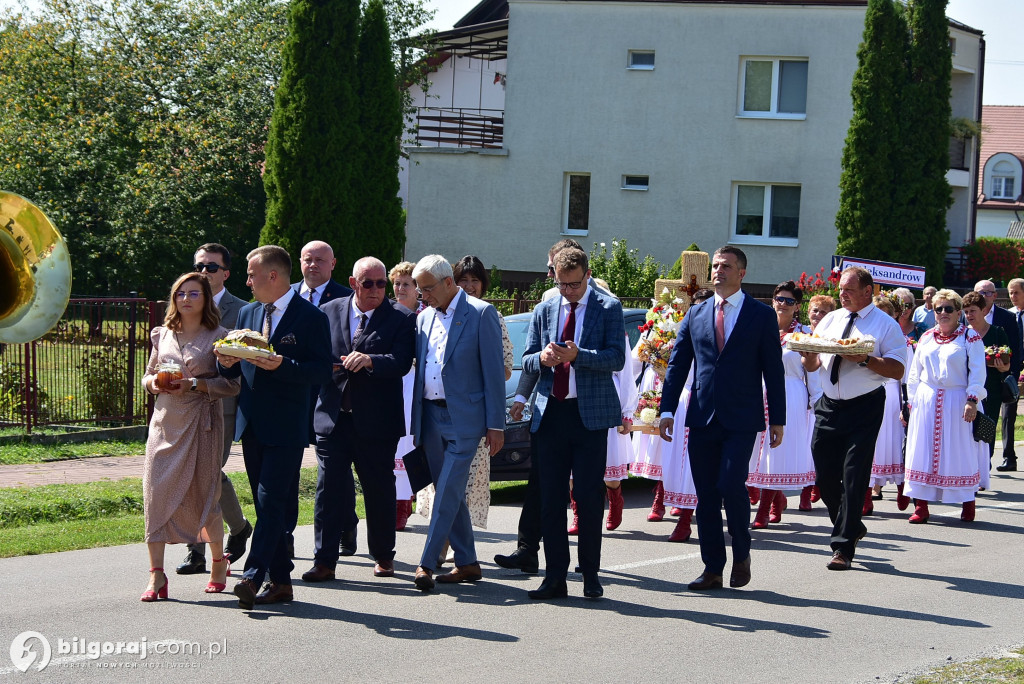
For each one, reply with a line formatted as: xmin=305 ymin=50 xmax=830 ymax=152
xmin=358 ymin=279 xmax=388 ymax=290
xmin=934 ymin=305 xmax=957 ymax=314
xmin=194 ymin=263 xmax=223 ymax=273
xmin=774 ymin=296 xmax=797 ymax=306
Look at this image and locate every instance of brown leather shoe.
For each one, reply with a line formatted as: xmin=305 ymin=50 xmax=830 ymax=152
xmin=730 ymin=556 xmax=751 ymax=588
xmin=373 ymin=560 xmax=395 ymax=578
xmin=414 ymin=566 xmax=435 ymax=591
xmin=826 ymin=551 xmax=851 ymax=571
xmin=254 ymin=582 xmax=293 ymax=604
xmin=436 ymin=561 xmax=483 ymax=584
xmin=300 ymin=565 xmax=336 ymax=582
xmin=688 ymin=571 xmax=723 ymax=591
xmin=232 ymin=579 xmax=258 ymax=609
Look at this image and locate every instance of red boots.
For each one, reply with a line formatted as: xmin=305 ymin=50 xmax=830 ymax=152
xmin=810 ymin=485 xmax=821 ymax=503
xmin=568 ymin=491 xmax=580 ymax=535
xmin=862 ymin=488 xmax=874 ymax=516
xmin=668 ymin=508 xmax=693 ymax=542
xmin=751 ymin=490 xmax=773 ymax=529
xmin=909 ymin=499 xmax=930 ymax=523
xmin=396 ymin=498 xmax=413 ymax=531
xmin=961 ymin=500 xmax=976 ymax=522
xmin=747 ymin=486 xmax=761 ymax=505
xmin=769 ymin=490 xmax=787 ymax=523
xmin=606 ymin=486 xmax=624 ymax=530
xmin=896 ymin=483 xmax=911 ymax=511
xmin=648 ymin=482 xmax=666 ymax=522
xmin=799 ymin=485 xmax=813 ymax=511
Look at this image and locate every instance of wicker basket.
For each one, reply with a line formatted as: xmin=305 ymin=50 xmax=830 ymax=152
xmin=786 ymin=340 xmax=875 ymax=356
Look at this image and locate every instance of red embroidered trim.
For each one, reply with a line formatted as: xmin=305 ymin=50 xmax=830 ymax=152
xmin=906 ymin=469 xmax=980 ymax=488
xmin=604 ymin=464 xmax=629 ymax=479
xmin=779 ymin=318 xmax=799 ymax=345
xmin=663 ymin=492 xmax=698 ymax=507
xmin=746 ymin=471 xmax=817 ymax=487
xmin=933 ymin=324 xmax=966 ymax=345
xmin=630 ymin=463 xmax=663 ymax=478
xmin=870 ymin=463 xmax=905 ymax=476
xmin=394 ymin=459 xmax=406 ymax=471
xmin=931 ymin=389 xmax=944 ymax=475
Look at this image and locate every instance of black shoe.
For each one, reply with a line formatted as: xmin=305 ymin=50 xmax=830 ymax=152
xmin=339 ymin=529 xmax=357 ymax=557
xmin=582 ymin=573 xmax=603 ymax=599
xmin=225 ymin=521 xmax=253 ymax=564
xmin=494 ymin=548 xmax=539 ymax=574
xmin=997 ymin=459 xmax=1017 ymax=472
xmin=176 ymin=550 xmax=207 ymax=575
xmin=528 ymin=578 xmax=568 ymax=600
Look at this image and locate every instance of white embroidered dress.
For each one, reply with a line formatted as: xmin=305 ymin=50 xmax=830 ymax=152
xmin=662 ymin=362 xmax=698 ymax=510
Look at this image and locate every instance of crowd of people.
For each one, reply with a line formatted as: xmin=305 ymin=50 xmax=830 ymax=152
xmin=137 ymin=237 xmax=1024 ymax=606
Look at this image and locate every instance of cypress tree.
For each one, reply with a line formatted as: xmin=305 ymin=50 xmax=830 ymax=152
xmin=352 ymin=0 xmax=405 ymax=270
xmin=895 ymin=0 xmax=953 ymax=284
xmin=260 ymin=0 xmax=361 ymax=281
xmin=836 ymin=0 xmax=908 ymax=262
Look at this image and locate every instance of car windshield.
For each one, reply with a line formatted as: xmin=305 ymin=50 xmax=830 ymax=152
xmin=504 ymin=316 xmax=531 ymax=370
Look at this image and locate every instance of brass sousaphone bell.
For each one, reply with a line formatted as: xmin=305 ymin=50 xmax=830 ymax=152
xmin=0 ymin=191 xmax=72 ymax=343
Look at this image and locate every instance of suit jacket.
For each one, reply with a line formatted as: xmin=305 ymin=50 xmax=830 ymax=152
xmin=219 ymin=294 xmax=333 ymax=447
xmin=661 ymin=292 xmax=785 ymax=433
xmin=411 ymin=292 xmax=505 ymax=443
xmin=522 ymin=287 xmax=626 ymax=432
xmin=314 ymin=296 xmax=415 ymax=440
xmin=992 ymin=304 xmax=1023 ymax=377
xmin=291 ymin=279 xmax=352 ymax=307
xmin=216 ymin=289 xmax=248 ymax=415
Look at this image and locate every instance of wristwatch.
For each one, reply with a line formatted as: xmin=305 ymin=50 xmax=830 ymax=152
xmin=190 ymin=378 xmax=198 ymax=392
xmin=858 ymin=358 xmax=870 ymax=368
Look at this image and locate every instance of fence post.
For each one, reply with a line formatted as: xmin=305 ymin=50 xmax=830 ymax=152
xmin=22 ymin=343 xmax=36 ymax=433
xmin=125 ymin=300 xmax=137 ymax=424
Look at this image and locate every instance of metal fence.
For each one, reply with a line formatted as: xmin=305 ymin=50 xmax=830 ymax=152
xmin=0 ymin=298 xmax=159 ymax=433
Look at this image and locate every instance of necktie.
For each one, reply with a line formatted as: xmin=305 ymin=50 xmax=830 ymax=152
xmin=552 ymin=302 xmax=578 ymax=401
xmin=715 ymin=301 xmax=726 ymax=353
xmin=342 ymin=314 xmax=368 ymax=412
xmin=307 ymin=288 xmax=315 ymax=305
xmin=262 ymin=303 xmax=276 ymax=339
xmin=352 ymin=313 xmax=366 ymax=344
xmin=829 ymin=312 xmax=859 ymax=385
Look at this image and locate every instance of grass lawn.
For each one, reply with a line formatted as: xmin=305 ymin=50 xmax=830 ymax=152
xmin=911 ymin=648 xmax=1024 ymax=683
xmin=0 ymin=439 xmax=146 ymax=465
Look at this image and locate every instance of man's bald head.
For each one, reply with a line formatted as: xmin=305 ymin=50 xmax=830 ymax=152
xmin=299 ymin=241 xmax=336 ymax=289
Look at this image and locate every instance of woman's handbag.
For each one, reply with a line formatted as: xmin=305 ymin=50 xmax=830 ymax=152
xmin=1001 ymin=374 xmax=1019 ymax=404
xmin=973 ymin=411 xmax=997 ymax=445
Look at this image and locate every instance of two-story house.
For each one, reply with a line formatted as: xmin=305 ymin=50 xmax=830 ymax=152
xmin=974 ymin=105 xmax=1024 ymax=239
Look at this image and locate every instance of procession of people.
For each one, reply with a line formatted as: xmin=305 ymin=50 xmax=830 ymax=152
xmin=138 ymin=239 xmax=1022 ymax=608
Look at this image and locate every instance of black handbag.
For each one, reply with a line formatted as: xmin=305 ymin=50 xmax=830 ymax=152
xmin=401 ymin=445 xmax=433 ymax=493
xmin=973 ymin=411 xmax=996 ymax=445
xmin=1001 ymin=374 xmax=1020 ymax=404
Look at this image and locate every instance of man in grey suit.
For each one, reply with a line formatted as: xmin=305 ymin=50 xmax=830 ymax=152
xmin=521 ymin=247 xmax=626 ymax=600
xmin=176 ymin=243 xmax=253 ymax=575
xmin=409 ymin=255 xmax=506 ymax=591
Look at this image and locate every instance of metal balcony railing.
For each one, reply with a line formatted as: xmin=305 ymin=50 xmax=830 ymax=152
xmin=415 ymin=107 xmax=504 ymax=149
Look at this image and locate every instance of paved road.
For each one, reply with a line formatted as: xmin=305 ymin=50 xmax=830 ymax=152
xmin=2 ymin=454 xmax=1024 ymax=682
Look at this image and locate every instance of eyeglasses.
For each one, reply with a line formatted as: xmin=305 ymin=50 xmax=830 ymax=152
xmin=979 ymin=291 xmax=996 ymax=297
xmin=194 ymin=263 xmax=223 ymax=273
xmin=554 ymin=279 xmax=585 ymax=292
xmin=416 ymin=282 xmax=440 ymax=295
xmin=358 ymin=279 xmax=388 ymax=290
xmin=546 ymin=265 xmax=555 ymax=275
xmin=175 ymin=290 xmax=203 ymax=300
xmin=774 ymin=296 xmax=797 ymax=306
xmin=934 ymin=305 xmax=957 ymax=314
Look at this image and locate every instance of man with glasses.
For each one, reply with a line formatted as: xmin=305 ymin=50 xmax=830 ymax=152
xmin=523 ymin=247 xmax=625 ymax=600
xmin=300 ymin=257 xmax=415 ymax=583
xmin=176 ymin=243 xmax=253 ymax=576
xmin=913 ymin=286 xmax=938 ymax=337
xmin=409 ymin=255 xmax=505 ymax=591
xmin=973 ymin=280 xmax=1022 ymax=471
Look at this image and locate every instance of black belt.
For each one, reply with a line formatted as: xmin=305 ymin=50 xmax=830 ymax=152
xmin=821 ymin=385 xmax=885 ymax=408
xmin=426 ymin=398 xmax=448 ymax=408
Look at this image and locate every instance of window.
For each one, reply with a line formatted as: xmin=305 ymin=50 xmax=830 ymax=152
xmin=621 ymin=175 xmax=649 ymax=191
xmin=992 ymin=160 xmax=1017 ymax=199
xmin=739 ymin=57 xmax=807 ymax=118
xmin=628 ymin=50 xmax=655 ymax=70
xmin=563 ymin=173 xmax=591 ymax=235
xmin=732 ymin=183 xmax=801 ymax=245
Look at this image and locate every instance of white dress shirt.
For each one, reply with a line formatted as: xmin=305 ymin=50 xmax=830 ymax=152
xmin=300 ymin=281 xmax=327 ymax=307
xmin=816 ymin=303 xmax=908 ymax=401
xmin=713 ymin=289 xmax=745 ymax=345
xmin=349 ymin=303 xmax=374 ymax=344
xmin=554 ymin=283 xmax=591 ymax=399
xmin=422 ymin=288 xmax=464 ymax=400
xmin=212 ymin=287 xmax=226 ymax=309
xmin=262 ymin=288 xmax=295 ymax=338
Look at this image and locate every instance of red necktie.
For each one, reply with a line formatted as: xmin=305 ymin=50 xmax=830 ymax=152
xmin=715 ymin=301 xmax=726 ymax=353
xmin=552 ymin=302 xmax=578 ymax=401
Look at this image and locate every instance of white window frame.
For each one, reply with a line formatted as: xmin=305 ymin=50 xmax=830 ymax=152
xmin=992 ymin=176 xmax=1015 ymax=200
xmin=985 ymin=153 xmax=1022 ymax=201
xmin=627 ymin=50 xmax=655 ymax=71
xmin=729 ymin=182 xmax=801 ymax=247
xmin=737 ymin=56 xmax=808 ymax=120
xmin=562 ymin=172 xmax=591 ymax=236
xmin=621 ymin=175 xmax=649 ymax=191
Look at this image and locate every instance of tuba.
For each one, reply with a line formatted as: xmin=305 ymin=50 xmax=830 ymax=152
xmin=0 ymin=191 xmax=72 ymax=343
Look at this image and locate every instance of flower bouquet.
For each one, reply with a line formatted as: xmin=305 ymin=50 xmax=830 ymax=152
xmin=637 ymin=288 xmax=688 ymax=379
xmin=985 ymin=345 xmax=1012 ymax=367
xmin=631 ymin=389 xmax=662 ymax=435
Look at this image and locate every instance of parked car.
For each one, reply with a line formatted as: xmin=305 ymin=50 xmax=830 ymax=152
xmin=491 ymin=307 xmax=649 ymax=481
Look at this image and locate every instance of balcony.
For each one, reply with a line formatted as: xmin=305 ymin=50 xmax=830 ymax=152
xmin=414 ymin=107 xmax=504 ymax=149
xmin=949 ymin=136 xmax=968 ymax=171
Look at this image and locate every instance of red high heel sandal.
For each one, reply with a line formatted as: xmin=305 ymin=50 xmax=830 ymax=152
xmin=205 ymin=557 xmax=231 ymax=593
xmin=141 ymin=568 xmax=168 ymax=602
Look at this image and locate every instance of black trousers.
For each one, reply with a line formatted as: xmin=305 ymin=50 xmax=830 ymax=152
xmin=536 ymin=398 xmax=607 ymax=581
xmin=515 ymin=433 xmax=543 ymax=553
xmin=1001 ymin=398 xmax=1017 ymax=462
xmin=811 ymin=387 xmax=885 ymax=559
xmin=313 ymin=412 xmax=398 ymax=567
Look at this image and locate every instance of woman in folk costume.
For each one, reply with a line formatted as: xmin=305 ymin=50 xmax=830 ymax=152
xmin=903 ymin=289 xmax=987 ymax=523
xmin=389 ymin=261 xmax=423 ymax=531
xmin=631 ymin=321 xmax=670 ymax=521
xmin=800 ymin=294 xmax=837 ymax=507
xmin=660 ymin=289 xmax=714 ymax=542
xmin=747 ymin=281 xmax=817 ymax=529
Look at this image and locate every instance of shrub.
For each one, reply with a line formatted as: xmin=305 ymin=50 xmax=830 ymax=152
xmin=961 ymin=238 xmax=1024 ymax=285
xmin=588 ymin=238 xmax=666 ymax=299
xmin=77 ymin=344 xmax=130 ymax=419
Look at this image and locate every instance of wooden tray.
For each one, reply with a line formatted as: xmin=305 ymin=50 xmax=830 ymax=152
xmin=628 ymin=424 xmax=661 ymax=435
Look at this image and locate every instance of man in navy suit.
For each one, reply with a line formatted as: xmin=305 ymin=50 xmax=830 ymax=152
xmin=300 ymin=257 xmax=415 ymax=583
xmin=521 ymin=247 xmax=626 ymax=600
xmin=659 ymin=246 xmax=785 ymax=591
xmin=216 ymin=245 xmax=332 ymax=609
xmin=409 ymin=255 xmax=506 ymax=591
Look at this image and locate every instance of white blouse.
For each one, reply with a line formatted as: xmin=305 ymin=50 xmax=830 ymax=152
xmin=908 ymin=325 xmax=987 ymax=402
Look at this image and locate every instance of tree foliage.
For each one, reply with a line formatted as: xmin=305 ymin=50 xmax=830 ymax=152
xmin=588 ymin=239 xmax=666 ymax=299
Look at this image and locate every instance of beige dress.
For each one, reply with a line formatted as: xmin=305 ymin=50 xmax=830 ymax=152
xmin=142 ymin=326 xmax=240 ymax=543
xmin=418 ymin=314 xmax=514 ymax=529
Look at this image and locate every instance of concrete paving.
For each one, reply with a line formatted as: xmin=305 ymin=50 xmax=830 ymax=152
xmin=1 ymin=448 xmax=1023 ymax=682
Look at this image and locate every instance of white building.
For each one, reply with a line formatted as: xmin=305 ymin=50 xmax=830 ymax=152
xmin=402 ymin=0 xmax=983 ymax=286
xmin=974 ymin=105 xmax=1024 ymax=240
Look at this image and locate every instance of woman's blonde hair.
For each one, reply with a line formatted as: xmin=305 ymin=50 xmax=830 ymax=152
xmin=932 ymin=288 xmax=963 ymax=311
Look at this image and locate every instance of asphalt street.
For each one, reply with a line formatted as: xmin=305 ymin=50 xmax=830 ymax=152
xmin=2 ymin=464 xmax=1023 ymax=683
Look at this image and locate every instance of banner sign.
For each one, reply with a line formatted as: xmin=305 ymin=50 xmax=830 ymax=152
xmin=831 ymin=255 xmax=926 ymax=289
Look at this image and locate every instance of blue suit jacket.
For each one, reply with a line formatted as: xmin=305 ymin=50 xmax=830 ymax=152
xmin=291 ymin=279 xmax=353 ymax=307
xmin=661 ymin=292 xmax=785 ymax=433
xmin=411 ymin=292 xmax=506 ymax=443
xmin=219 ymin=294 xmax=333 ymax=447
xmin=523 ymin=287 xmax=626 ymax=432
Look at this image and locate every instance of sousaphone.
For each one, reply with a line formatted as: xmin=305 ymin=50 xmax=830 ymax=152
xmin=0 ymin=191 xmax=72 ymax=343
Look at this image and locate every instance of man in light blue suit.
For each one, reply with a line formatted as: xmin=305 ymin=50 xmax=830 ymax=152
xmin=522 ymin=247 xmax=626 ymax=600
xmin=409 ymin=255 xmax=506 ymax=591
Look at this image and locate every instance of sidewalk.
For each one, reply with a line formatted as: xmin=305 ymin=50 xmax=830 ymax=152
xmin=0 ymin=443 xmax=319 ymax=488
